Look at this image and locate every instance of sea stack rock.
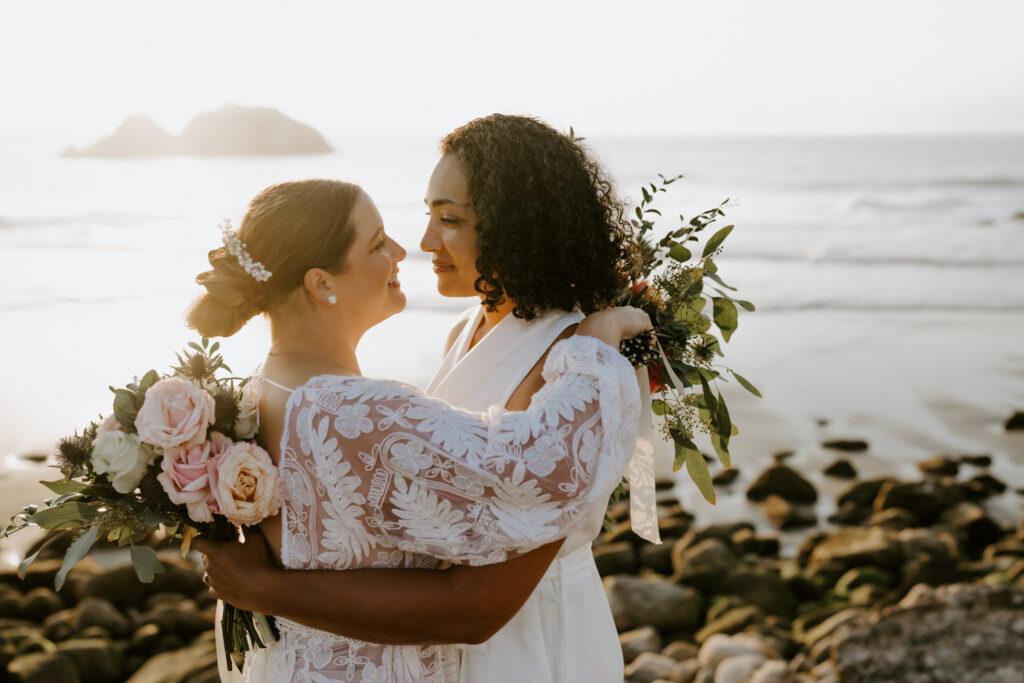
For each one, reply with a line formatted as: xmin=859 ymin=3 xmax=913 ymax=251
xmin=63 ymin=115 xmax=177 ymax=157
xmin=63 ymin=105 xmax=332 ymax=158
xmin=179 ymin=104 xmax=332 ymax=156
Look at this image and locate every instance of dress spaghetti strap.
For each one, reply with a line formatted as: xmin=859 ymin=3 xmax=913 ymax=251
xmin=254 ymin=375 xmax=295 ymax=393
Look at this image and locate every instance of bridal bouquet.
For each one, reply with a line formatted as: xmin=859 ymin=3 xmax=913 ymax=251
xmin=618 ymin=174 xmax=761 ymax=504
xmin=2 ymin=337 xmax=278 ymax=669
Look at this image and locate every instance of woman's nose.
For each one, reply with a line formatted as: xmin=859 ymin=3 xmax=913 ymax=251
xmin=420 ymin=221 xmax=440 ymax=253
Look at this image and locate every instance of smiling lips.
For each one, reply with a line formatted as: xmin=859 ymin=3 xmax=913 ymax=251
xmin=388 ymin=270 xmax=401 ymax=288
xmin=432 ymin=261 xmax=453 ymax=274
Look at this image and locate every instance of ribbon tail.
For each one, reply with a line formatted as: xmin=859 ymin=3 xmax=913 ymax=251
xmin=626 ymin=366 xmax=661 ymax=544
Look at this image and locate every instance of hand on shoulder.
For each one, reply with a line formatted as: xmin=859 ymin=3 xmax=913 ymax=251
xmin=576 ymin=307 xmax=653 ymax=348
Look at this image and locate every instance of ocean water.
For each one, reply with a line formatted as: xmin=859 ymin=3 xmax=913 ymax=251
xmin=1 ymin=134 xmax=1023 ymax=462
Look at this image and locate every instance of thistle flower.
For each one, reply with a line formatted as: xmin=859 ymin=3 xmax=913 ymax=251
xmin=138 ymin=468 xmax=173 ymax=508
xmin=691 ymin=338 xmax=715 ymax=365
xmin=213 ymin=386 xmax=241 ymax=434
xmin=55 ymin=433 xmax=92 ymax=477
xmin=172 ymin=349 xmax=224 ymax=383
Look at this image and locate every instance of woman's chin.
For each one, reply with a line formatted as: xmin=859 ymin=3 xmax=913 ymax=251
xmin=389 ymin=290 xmax=407 ymax=314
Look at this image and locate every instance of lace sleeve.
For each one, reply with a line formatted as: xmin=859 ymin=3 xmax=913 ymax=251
xmin=282 ymin=335 xmax=640 ymax=567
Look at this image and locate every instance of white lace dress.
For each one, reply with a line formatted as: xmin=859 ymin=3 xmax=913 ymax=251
xmin=243 ymin=335 xmax=639 ymax=683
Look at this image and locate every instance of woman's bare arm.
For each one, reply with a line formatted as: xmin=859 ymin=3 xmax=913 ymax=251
xmin=194 ymin=531 xmax=563 ymax=645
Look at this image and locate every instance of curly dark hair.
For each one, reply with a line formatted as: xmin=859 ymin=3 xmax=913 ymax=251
xmin=442 ymin=114 xmax=633 ymax=320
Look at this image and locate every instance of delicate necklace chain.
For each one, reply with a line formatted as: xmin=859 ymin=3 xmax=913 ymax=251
xmin=267 ymin=349 xmax=360 ymax=375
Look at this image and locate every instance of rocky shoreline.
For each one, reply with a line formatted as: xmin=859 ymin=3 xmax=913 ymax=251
xmin=2 ymin=436 xmax=1023 ymax=682
xmin=1 ymin=552 xmax=218 ymax=682
xmin=600 ymin=445 xmax=1024 ymax=683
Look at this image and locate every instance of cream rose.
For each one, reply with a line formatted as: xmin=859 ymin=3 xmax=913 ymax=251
xmin=135 ymin=377 xmax=215 ymax=449
xmin=233 ymin=381 xmax=260 ymax=441
xmin=92 ymin=430 xmax=153 ymax=493
xmin=212 ymin=441 xmax=281 ymax=526
xmin=157 ymin=431 xmax=233 ymax=522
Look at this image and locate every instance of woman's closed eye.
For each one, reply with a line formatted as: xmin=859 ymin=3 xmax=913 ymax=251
xmin=424 ymin=211 xmax=459 ymax=225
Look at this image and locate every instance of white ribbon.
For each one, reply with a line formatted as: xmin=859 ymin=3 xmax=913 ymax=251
xmin=626 ymin=366 xmax=661 ymax=544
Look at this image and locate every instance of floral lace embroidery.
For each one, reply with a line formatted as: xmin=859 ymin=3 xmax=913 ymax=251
xmin=257 ymin=336 xmax=638 ymax=682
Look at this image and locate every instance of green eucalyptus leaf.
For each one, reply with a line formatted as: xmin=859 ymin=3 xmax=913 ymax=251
xmin=696 ymin=367 xmax=720 ymax=381
xmin=651 ymin=399 xmax=670 ymax=416
xmin=139 ymin=370 xmax=160 ymax=393
xmin=707 ymin=272 xmax=737 ymax=291
xmin=716 ymin=392 xmax=732 ymax=450
xmin=40 ymin=480 xmax=86 ymax=495
xmin=736 ymin=299 xmax=755 ymax=312
xmin=50 ymin=492 xmax=84 ymax=507
xmin=30 ymin=502 xmax=97 ymax=529
xmin=730 ymin=370 xmax=762 ymax=397
xmin=700 ymin=378 xmax=718 ymax=418
xmin=641 ymin=186 xmax=652 ymax=203
xmin=691 ymin=314 xmax=711 ymax=334
xmin=668 ymin=244 xmax=692 ymax=263
xmin=113 ymin=389 xmax=139 ymax=430
xmin=711 ymin=432 xmax=732 ymax=470
xmin=188 ymin=342 xmax=204 ymax=353
xmin=673 ymin=436 xmax=715 ymax=504
xmin=130 ymin=545 xmax=164 ymax=583
xmin=702 ymin=225 xmax=734 ymax=258
xmin=712 ymin=297 xmax=739 ymax=342
xmin=16 ymin=529 xmax=72 ymax=578
xmin=55 ymin=526 xmax=99 ymax=590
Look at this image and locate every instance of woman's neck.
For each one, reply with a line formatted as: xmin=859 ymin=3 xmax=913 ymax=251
xmin=268 ymin=312 xmax=361 ymax=376
xmin=470 ymin=298 xmax=515 ymax=350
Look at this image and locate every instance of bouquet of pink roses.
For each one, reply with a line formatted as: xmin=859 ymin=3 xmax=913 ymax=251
xmin=2 ymin=337 xmax=279 ymax=669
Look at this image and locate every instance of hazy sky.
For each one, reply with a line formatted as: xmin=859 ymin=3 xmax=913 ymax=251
xmin=2 ymin=0 xmax=1022 ymax=140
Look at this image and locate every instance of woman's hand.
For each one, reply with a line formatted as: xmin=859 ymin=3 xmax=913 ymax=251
xmin=192 ymin=529 xmax=277 ymax=612
xmin=576 ymin=306 xmax=653 ymax=348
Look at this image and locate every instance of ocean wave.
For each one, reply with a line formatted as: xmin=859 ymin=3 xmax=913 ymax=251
xmin=838 ymin=195 xmax=968 ymax=214
xmin=0 ymin=211 xmax=172 ymax=230
xmin=753 ymin=302 xmax=1024 ymax=313
xmin=718 ymin=252 xmax=1024 ymax=268
xmin=931 ymin=176 xmax=1024 ymax=188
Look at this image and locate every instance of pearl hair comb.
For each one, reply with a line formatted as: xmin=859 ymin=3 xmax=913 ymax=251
xmin=219 ymin=219 xmax=272 ymax=282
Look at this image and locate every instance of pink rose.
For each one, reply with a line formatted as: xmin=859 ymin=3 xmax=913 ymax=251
xmin=157 ymin=431 xmax=233 ymax=523
xmin=212 ymin=441 xmax=281 ymax=526
xmin=135 ymin=377 xmax=215 ymax=449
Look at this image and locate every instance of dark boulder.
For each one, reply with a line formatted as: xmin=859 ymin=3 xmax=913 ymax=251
xmin=821 ymin=439 xmax=868 ymax=452
xmin=823 ymin=459 xmax=857 ymax=479
xmin=746 ymin=465 xmax=817 ymax=504
xmin=831 ymin=583 xmax=1024 ymax=683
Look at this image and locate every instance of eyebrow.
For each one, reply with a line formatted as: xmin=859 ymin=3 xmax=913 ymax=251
xmin=425 ymin=198 xmax=468 ymax=208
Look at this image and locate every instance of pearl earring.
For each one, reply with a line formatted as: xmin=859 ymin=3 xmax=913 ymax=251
xmin=327 ymin=295 xmax=337 ymax=305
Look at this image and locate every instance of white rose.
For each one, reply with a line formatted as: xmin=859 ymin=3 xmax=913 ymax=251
xmin=92 ymin=430 xmax=153 ymax=493
xmin=234 ymin=381 xmax=260 ymax=440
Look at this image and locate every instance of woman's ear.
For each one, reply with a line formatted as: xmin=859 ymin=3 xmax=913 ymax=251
xmin=303 ymin=268 xmax=337 ymax=305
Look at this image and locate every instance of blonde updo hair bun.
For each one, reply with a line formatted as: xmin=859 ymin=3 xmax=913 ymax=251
xmin=186 ymin=179 xmax=363 ymax=338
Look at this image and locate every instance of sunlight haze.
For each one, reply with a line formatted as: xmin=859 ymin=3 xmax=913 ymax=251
xmin=1 ymin=0 xmax=1022 ymax=141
